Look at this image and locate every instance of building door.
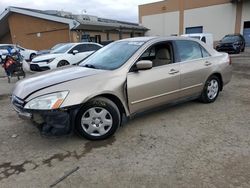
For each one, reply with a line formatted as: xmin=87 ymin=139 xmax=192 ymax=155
xmin=243 ymin=21 xmax=250 ymax=47
xmin=185 ymin=26 xmax=203 ymax=34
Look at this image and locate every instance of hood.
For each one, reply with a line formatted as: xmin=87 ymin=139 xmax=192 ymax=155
xmin=13 ymin=66 xmax=107 ymax=99
xmin=32 ymin=53 xmax=62 ymax=62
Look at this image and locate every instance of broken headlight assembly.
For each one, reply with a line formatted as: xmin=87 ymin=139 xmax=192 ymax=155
xmin=24 ymin=91 xmax=69 ymax=110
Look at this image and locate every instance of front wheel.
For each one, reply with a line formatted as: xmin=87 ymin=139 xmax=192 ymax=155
xmin=30 ymin=53 xmax=36 ymax=61
xmin=75 ymin=97 xmax=121 ymax=140
xmin=57 ymin=60 xmax=69 ymax=67
xmin=199 ymin=76 xmax=220 ymax=103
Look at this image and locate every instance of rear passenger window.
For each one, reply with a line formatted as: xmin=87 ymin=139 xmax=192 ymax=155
xmin=176 ymin=40 xmax=202 ymax=62
xmin=200 ymin=46 xmax=210 ymax=58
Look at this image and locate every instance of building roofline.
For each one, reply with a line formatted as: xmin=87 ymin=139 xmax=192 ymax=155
xmin=0 ymin=6 xmax=148 ymax=31
xmin=0 ymin=6 xmax=80 ymax=29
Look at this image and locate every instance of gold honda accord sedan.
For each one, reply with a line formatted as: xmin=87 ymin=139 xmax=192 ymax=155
xmin=12 ymin=37 xmax=232 ymax=140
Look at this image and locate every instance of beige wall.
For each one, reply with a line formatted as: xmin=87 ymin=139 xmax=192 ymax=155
xmin=142 ymin=11 xmax=179 ymax=36
xmin=184 ymin=3 xmax=236 ymax=41
xmin=8 ymin=13 xmax=70 ymax=50
xmin=139 ymin=0 xmax=249 ymax=41
xmin=139 ymin=0 xmax=231 ymax=23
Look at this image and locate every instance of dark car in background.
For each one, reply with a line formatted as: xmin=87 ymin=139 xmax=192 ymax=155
xmin=216 ymin=34 xmax=245 ymax=54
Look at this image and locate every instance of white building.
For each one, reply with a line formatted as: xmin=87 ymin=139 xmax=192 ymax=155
xmin=139 ymin=0 xmax=250 ymax=46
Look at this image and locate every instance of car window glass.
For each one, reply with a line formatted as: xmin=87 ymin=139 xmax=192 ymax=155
xmin=201 ymin=36 xmax=206 ymax=43
xmin=88 ymin=44 xmax=102 ymax=51
xmin=200 ymin=45 xmax=210 ymax=58
xmin=79 ymin=41 xmax=143 ymax=70
xmin=138 ymin=42 xmax=173 ymax=67
xmin=71 ymin=44 xmax=86 ymax=53
xmin=175 ymin=40 xmax=202 ymax=62
xmin=0 ymin=45 xmax=9 ymax=50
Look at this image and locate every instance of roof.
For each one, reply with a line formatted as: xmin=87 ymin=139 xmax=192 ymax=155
xmin=0 ymin=6 xmax=148 ymax=38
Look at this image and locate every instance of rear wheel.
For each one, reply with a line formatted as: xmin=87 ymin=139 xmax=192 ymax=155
xmin=199 ymin=76 xmax=220 ymax=103
xmin=75 ymin=97 xmax=121 ymax=140
xmin=57 ymin=60 xmax=69 ymax=67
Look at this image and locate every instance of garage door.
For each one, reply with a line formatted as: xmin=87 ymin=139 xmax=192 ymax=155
xmin=185 ymin=26 xmax=203 ymax=34
xmin=243 ymin=22 xmax=250 ymax=47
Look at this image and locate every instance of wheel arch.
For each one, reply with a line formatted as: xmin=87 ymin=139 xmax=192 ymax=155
xmin=80 ymin=93 xmax=128 ymax=118
xmin=208 ymin=72 xmax=223 ymax=91
xmin=98 ymin=94 xmax=126 ymax=117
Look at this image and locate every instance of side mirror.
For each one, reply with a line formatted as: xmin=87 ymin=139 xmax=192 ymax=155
xmin=72 ymin=50 xmax=79 ymax=55
xmin=135 ymin=60 xmax=152 ymax=71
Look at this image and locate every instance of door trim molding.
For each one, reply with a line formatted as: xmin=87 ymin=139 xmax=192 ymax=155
xmin=131 ymin=83 xmax=203 ymax=105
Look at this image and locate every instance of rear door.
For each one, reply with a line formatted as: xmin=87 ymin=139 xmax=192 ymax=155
xmin=127 ymin=41 xmax=181 ymax=114
xmin=174 ymin=40 xmax=213 ymax=98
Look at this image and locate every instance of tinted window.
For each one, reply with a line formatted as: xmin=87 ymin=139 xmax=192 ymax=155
xmin=88 ymin=44 xmax=102 ymax=51
xmin=70 ymin=44 xmax=101 ymax=53
xmin=0 ymin=45 xmax=11 ymax=50
xmin=222 ymin=35 xmax=240 ymax=43
xmin=176 ymin=40 xmax=202 ymax=62
xmin=70 ymin=44 xmax=88 ymax=53
xmin=201 ymin=36 xmax=206 ymax=43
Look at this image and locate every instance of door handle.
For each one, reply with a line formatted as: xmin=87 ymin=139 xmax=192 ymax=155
xmin=169 ymin=69 xmax=179 ymax=74
xmin=204 ymin=61 xmax=212 ymax=66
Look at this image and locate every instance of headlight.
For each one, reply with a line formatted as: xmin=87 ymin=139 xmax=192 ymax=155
xmin=46 ymin=58 xmax=55 ymax=63
xmin=24 ymin=91 xmax=69 ymax=110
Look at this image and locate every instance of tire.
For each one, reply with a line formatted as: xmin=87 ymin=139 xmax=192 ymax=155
xmin=57 ymin=60 xmax=69 ymax=67
xmin=241 ymin=47 xmax=245 ymax=52
xmin=235 ymin=48 xmax=241 ymax=54
xmin=75 ymin=97 xmax=121 ymax=140
xmin=199 ymin=75 xmax=220 ymax=103
xmin=30 ymin=53 xmax=36 ymax=61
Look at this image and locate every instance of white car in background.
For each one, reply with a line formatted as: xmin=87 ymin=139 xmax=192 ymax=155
xmin=181 ymin=33 xmax=214 ymax=48
xmin=0 ymin=44 xmax=37 ymax=61
xmin=30 ymin=42 xmax=103 ymax=72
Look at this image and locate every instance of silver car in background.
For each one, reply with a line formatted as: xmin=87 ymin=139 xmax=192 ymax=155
xmin=11 ymin=37 xmax=232 ymax=140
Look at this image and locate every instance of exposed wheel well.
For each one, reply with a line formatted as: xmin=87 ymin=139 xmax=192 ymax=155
xmin=30 ymin=53 xmax=36 ymax=60
xmin=94 ymin=94 xmax=126 ymax=117
xmin=57 ymin=60 xmax=69 ymax=67
xmin=211 ymin=73 xmax=223 ymax=91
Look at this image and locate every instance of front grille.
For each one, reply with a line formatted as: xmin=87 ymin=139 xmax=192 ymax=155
xmin=30 ymin=64 xmax=50 ymax=72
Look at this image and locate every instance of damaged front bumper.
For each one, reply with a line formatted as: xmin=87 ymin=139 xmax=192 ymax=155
xmin=11 ymin=95 xmax=32 ymax=120
xmin=11 ymin=95 xmax=79 ymax=136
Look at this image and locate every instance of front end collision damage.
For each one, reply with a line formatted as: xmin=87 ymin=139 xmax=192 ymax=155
xmin=12 ymin=94 xmax=80 ymax=136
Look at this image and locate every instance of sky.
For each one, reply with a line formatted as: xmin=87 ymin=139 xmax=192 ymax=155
xmin=0 ymin=0 xmax=160 ymax=23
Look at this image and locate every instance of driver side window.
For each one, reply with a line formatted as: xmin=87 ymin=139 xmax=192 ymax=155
xmin=138 ymin=42 xmax=174 ymax=67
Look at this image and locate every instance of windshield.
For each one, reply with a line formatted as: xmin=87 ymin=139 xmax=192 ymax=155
xmin=51 ymin=43 xmax=66 ymax=50
xmin=221 ymin=36 xmax=239 ymax=43
xmin=51 ymin=43 xmax=74 ymax=54
xmin=79 ymin=41 xmax=144 ymax=70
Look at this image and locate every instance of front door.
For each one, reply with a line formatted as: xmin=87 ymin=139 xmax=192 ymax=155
xmin=127 ymin=41 xmax=181 ymax=114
